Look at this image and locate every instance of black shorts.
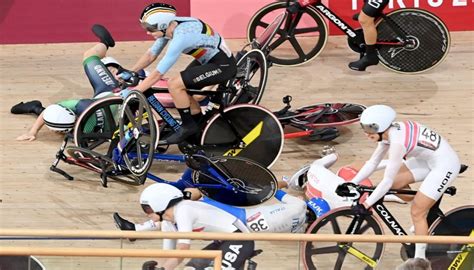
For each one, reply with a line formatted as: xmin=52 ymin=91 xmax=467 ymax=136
xmin=181 ymin=51 xmax=237 ymax=90
xmin=362 ymin=0 xmax=389 ymax=17
xmin=185 ymin=239 xmax=255 ymax=269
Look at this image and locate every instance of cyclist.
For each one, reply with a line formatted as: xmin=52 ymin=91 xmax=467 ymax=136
xmin=13 ymin=25 xmax=142 ymax=141
xmin=114 ymin=182 xmax=306 ymax=269
xmin=120 ymin=3 xmax=237 ymax=144
xmin=344 ymin=104 xmax=461 ymax=259
xmin=349 ymin=0 xmax=390 ymax=71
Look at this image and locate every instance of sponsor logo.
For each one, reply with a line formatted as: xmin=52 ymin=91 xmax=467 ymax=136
xmin=94 ymin=65 xmax=115 ymax=86
xmin=315 ymin=5 xmax=356 ymax=38
xmin=437 ymin=171 xmax=452 ymax=192
xmin=193 ymin=68 xmax=223 ymax=83
xmin=375 ymin=204 xmax=405 ymax=235
xmin=351 ymin=0 xmax=469 ymax=9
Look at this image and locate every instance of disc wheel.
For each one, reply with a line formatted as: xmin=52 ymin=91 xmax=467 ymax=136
xmin=247 ymin=2 xmax=328 ymax=66
xmin=376 ymin=8 xmax=450 ymax=73
xmin=303 ymin=208 xmax=384 ymax=270
xmin=201 ymin=104 xmax=284 ymax=168
xmin=119 ymin=91 xmax=157 ymax=177
xmin=190 ymin=154 xmax=277 ymax=206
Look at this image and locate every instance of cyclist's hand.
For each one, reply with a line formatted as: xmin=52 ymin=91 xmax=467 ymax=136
xmin=117 ymin=68 xmax=140 ymax=87
xmin=352 ymin=204 xmax=372 ymax=216
xmin=16 ymin=133 xmax=36 ymax=142
xmin=119 ymin=88 xmax=132 ymax=100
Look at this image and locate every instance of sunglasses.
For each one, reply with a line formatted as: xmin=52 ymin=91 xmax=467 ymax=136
xmin=140 ymin=21 xmax=166 ymax=35
xmin=141 ymin=204 xmax=164 ymax=221
xmin=360 ymin=123 xmax=380 ymax=134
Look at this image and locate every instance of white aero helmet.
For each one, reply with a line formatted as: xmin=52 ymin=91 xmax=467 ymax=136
xmin=101 ymin=56 xmax=121 ymax=69
xmin=360 ymin=105 xmax=396 ymax=134
xmin=43 ymin=104 xmax=76 ymax=132
xmin=140 ymin=183 xmax=183 ymax=215
xmin=139 ymin=3 xmax=177 ymax=32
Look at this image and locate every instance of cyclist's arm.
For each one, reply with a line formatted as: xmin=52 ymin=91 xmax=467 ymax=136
xmin=274 ymin=190 xmax=305 ymax=205
xmin=131 ymin=49 xmax=158 ymax=72
xmin=16 ymin=111 xmax=45 ymax=141
xmin=364 ymin=143 xmax=405 ymax=207
xmin=351 ymin=142 xmax=389 ymax=184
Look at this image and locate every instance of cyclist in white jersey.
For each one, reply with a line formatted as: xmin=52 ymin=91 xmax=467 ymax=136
xmin=343 ymin=104 xmax=461 ymax=259
xmin=114 ymin=182 xmax=306 ymax=270
xmin=120 ymin=3 xmax=237 ymax=144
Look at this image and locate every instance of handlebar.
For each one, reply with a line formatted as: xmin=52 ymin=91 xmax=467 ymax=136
xmin=336 ymin=183 xmax=457 ymax=198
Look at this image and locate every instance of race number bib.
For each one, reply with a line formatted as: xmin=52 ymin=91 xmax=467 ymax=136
xmin=247 ymin=213 xmax=269 ymax=232
xmin=417 ymin=126 xmax=441 ymax=151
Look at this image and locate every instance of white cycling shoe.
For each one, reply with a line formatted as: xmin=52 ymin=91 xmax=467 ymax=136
xmin=284 ymin=164 xmax=310 ymax=191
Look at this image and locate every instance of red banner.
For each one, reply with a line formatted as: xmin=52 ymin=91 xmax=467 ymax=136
xmin=328 ymin=0 xmax=474 ymax=34
xmin=0 ymin=0 xmax=190 ymax=44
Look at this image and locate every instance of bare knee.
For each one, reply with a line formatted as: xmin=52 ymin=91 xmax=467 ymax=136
xmin=167 ymin=76 xmax=183 ymax=93
xmin=410 ymin=202 xmax=428 ymax=222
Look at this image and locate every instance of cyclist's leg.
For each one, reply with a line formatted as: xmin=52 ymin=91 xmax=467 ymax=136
xmin=412 ymin=154 xmax=460 ymax=259
xmin=349 ymin=0 xmax=389 ymax=71
xmin=165 ymin=51 xmax=236 ymax=144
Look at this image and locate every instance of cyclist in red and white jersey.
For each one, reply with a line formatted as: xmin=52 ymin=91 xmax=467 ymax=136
xmin=115 ymin=183 xmax=306 ymax=270
xmin=347 ymin=104 xmax=461 ymax=259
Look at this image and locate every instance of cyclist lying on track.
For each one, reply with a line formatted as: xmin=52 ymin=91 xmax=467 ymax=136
xmin=114 ymin=182 xmax=306 ymax=270
xmin=118 ymin=2 xmax=237 ymax=145
xmin=12 ymin=25 xmax=145 ymax=141
xmin=341 ymin=104 xmax=462 ymax=259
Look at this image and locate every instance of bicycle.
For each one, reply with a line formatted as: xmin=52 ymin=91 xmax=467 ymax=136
xmin=274 ymin=95 xmax=366 ymax=141
xmin=302 ymin=183 xmax=474 ymax=270
xmin=247 ymin=0 xmax=450 ymax=73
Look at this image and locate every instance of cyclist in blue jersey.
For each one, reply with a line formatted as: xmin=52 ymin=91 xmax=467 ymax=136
xmin=349 ymin=0 xmax=390 ymax=71
xmin=121 ymin=3 xmax=237 ymax=144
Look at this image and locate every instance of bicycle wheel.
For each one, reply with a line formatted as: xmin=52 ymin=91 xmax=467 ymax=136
xmin=225 ymin=49 xmax=267 ymax=106
xmin=191 ymin=154 xmax=277 ymax=206
xmin=247 ymin=2 xmax=328 ymax=66
xmin=74 ymin=96 xmax=122 ymax=155
xmin=426 ymin=205 xmax=474 ymax=270
xmin=376 ymin=8 xmax=450 ymax=74
xmin=200 ymin=104 xmax=284 ymax=168
xmin=303 ymin=208 xmax=385 ymax=270
xmin=280 ymin=103 xmax=365 ymax=128
xmin=119 ymin=91 xmax=157 ymax=177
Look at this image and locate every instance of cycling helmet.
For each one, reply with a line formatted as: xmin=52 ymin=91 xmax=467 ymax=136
xmin=139 ymin=3 xmax=177 ymax=32
xmin=140 ymin=183 xmax=183 ymax=215
xmin=359 ymin=105 xmax=396 ymax=134
xmin=101 ymin=56 xmax=121 ymax=69
xmin=43 ymin=104 xmax=76 ymax=132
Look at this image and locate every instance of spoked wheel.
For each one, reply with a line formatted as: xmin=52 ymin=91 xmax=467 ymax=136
xmin=119 ymin=91 xmax=157 ymax=177
xmin=303 ymin=208 xmax=385 ymax=270
xmin=225 ymin=49 xmax=267 ymax=106
xmin=376 ymin=8 xmax=450 ymax=73
xmin=201 ymin=104 xmax=284 ymax=168
xmin=247 ymin=2 xmax=328 ymax=66
xmin=74 ymin=96 xmax=123 ymax=155
xmin=426 ymin=205 xmax=474 ymax=270
xmin=190 ymin=154 xmax=277 ymax=206
xmin=280 ymin=103 xmax=366 ymax=128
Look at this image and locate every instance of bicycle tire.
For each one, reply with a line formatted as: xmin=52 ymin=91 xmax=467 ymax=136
xmin=303 ymin=208 xmax=385 ymax=270
xmin=191 ymin=154 xmax=277 ymax=206
xmin=279 ymin=103 xmax=365 ymax=128
xmin=247 ymin=2 xmax=328 ymax=66
xmin=376 ymin=8 xmax=450 ymax=74
xmin=426 ymin=205 xmax=474 ymax=270
xmin=119 ymin=91 xmax=157 ymax=177
xmin=225 ymin=49 xmax=267 ymax=106
xmin=200 ymin=104 xmax=284 ymax=168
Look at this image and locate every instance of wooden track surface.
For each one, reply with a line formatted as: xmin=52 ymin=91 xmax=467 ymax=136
xmin=0 ymin=32 xmax=473 ymax=269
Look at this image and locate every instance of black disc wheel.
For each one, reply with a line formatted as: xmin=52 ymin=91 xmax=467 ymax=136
xmin=303 ymin=208 xmax=384 ymax=270
xmin=376 ymin=8 xmax=450 ymax=73
xmin=279 ymin=103 xmax=366 ymax=128
xmin=119 ymin=91 xmax=157 ymax=177
xmin=201 ymin=104 xmax=284 ymax=168
xmin=225 ymin=49 xmax=267 ymax=106
xmin=190 ymin=154 xmax=277 ymax=206
xmin=426 ymin=205 xmax=474 ymax=270
xmin=247 ymin=2 xmax=328 ymax=66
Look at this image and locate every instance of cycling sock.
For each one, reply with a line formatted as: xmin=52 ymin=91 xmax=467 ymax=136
xmin=414 ymin=243 xmax=427 ymax=259
xmin=92 ymin=24 xmax=115 ymax=48
xmin=163 ymin=107 xmax=198 ymax=144
xmin=348 ymin=45 xmax=379 ymax=71
xmin=177 ymin=107 xmax=195 ymax=127
xmin=10 ymin=100 xmax=45 ymax=116
xmin=192 ymin=112 xmax=204 ymax=125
